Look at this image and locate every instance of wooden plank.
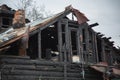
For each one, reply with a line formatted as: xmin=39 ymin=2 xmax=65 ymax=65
xmin=101 ymin=39 xmax=106 ymax=62
xmin=38 ymin=30 xmax=41 ymax=59
xmin=3 ymin=70 xmax=64 ymax=77
xmin=91 ymin=30 xmax=96 ymax=63
xmin=94 ymin=32 xmax=99 ymax=63
xmin=64 ymin=63 xmax=67 ymax=80
xmin=79 ymin=25 xmax=84 ymax=63
xmin=58 ymin=20 xmax=63 ymax=62
xmin=64 ymin=19 xmax=72 ymax=62
xmin=77 ymin=27 xmax=81 ymax=63
xmin=1 ymin=58 xmax=65 ymax=66
xmin=84 ymin=23 xmax=89 ymax=63
xmin=68 ymin=28 xmax=73 ymax=62
xmin=2 ymin=75 xmax=64 ymax=80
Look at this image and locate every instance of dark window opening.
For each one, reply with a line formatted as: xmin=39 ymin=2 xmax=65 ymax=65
xmin=62 ymin=24 xmax=65 ymax=32
xmin=27 ymin=33 xmax=38 ymax=59
xmin=71 ymin=30 xmax=77 ymax=55
xmin=2 ymin=18 xmax=11 ymax=28
xmin=82 ymin=29 xmax=86 ymax=51
xmin=41 ymin=23 xmax=59 ymax=61
xmin=62 ymin=24 xmax=65 ymax=44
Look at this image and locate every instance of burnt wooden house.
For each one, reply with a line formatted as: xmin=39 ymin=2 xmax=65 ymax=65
xmin=0 ymin=5 xmax=120 ymax=80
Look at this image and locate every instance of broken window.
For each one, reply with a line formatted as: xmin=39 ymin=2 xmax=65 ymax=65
xmin=27 ymin=33 xmax=38 ymax=59
xmin=2 ymin=17 xmax=12 ymax=28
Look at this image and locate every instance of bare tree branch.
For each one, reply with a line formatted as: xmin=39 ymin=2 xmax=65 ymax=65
xmin=13 ymin=0 xmax=52 ymax=21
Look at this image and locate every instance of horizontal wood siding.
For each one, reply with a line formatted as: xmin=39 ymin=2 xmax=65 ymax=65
xmin=0 ymin=56 xmax=103 ymax=80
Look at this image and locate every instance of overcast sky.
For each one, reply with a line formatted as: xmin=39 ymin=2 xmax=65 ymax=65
xmin=0 ymin=0 xmax=120 ymax=47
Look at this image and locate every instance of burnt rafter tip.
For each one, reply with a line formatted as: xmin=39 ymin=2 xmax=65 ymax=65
xmin=99 ymin=34 xmax=104 ymax=37
xmin=89 ymin=23 xmax=99 ymax=28
xmin=97 ymin=32 xmax=101 ymax=35
xmin=102 ymin=37 xmax=107 ymax=39
xmin=110 ymin=41 xmax=114 ymax=44
xmin=103 ymin=37 xmax=111 ymax=41
xmin=107 ymin=37 xmax=112 ymax=40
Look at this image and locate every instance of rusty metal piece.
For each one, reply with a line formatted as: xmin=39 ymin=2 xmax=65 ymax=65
xmin=72 ymin=9 xmax=89 ymax=24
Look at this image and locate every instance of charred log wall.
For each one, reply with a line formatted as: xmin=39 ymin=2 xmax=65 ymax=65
xmin=0 ymin=56 xmax=103 ymax=80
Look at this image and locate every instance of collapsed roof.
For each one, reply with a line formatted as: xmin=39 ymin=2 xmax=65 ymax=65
xmin=0 ymin=5 xmax=88 ymax=48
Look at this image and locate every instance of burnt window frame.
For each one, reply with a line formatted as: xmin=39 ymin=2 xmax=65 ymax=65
xmin=1 ymin=17 xmax=12 ymax=28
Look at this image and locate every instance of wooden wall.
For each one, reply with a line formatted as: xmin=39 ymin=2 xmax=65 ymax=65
xmin=0 ymin=56 xmax=103 ymax=80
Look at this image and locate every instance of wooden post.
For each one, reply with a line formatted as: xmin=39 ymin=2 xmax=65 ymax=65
xmin=94 ymin=33 xmax=99 ymax=63
xmin=58 ymin=21 xmax=63 ymax=61
xmin=101 ymin=39 xmax=106 ymax=62
xmin=84 ymin=23 xmax=89 ymax=63
xmin=77 ymin=26 xmax=82 ymax=63
xmin=38 ymin=30 xmax=42 ymax=59
xmin=65 ymin=19 xmax=72 ymax=62
xmin=68 ymin=28 xmax=73 ymax=62
xmin=79 ymin=25 xmax=84 ymax=63
xmin=64 ymin=62 xmax=67 ymax=80
xmin=91 ymin=31 xmax=96 ymax=63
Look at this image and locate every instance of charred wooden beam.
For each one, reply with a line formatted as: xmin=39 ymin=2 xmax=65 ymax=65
xmin=98 ymin=34 xmax=104 ymax=37
xmin=94 ymin=33 xmax=99 ymax=63
xmin=102 ymin=37 xmax=107 ymax=40
xmin=89 ymin=23 xmax=99 ymax=28
xmin=107 ymin=37 xmax=112 ymax=40
xmin=97 ymin=32 xmax=101 ymax=35
xmin=101 ymin=39 xmax=106 ymax=62
xmin=0 ymin=46 xmax=10 ymax=52
xmin=64 ymin=19 xmax=72 ymax=62
xmin=57 ymin=20 xmax=63 ymax=62
xmin=110 ymin=41 xmax=114 ymax=44
xmin=84 ymin=23 xmax=89 ymax=63
xmin=38 ymin=30 xmax=41 ymax=59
